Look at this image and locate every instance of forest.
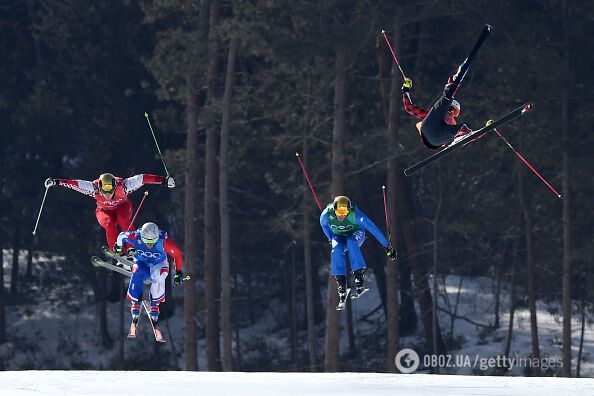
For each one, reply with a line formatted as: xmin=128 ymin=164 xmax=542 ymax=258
xmin=1 ymin=0 xmax=593 ymax=375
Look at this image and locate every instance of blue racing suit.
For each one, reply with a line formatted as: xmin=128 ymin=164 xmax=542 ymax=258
xmin=320 ymin=204 xmax=389 ymax=276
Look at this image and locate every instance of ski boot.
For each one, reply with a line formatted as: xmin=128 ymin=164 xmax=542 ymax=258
xmin=335 ymin=275 xmax=350 ymax=310
xmin=128 ymin=302 xmax=141 ymax=338
xmin=352 ymin=268 xmax=369 ymax=299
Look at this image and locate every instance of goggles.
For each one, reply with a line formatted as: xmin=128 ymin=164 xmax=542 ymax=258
xmin=335 ymin=207 xmax=349 ymax=217
xmin=142 ymin=237 xmax=159 ymax=245
xmin=101 ymin=185 xmax=114 ymax=193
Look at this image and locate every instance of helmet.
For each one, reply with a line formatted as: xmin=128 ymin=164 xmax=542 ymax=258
xmin=333 ymin=196 xmax=352 ymax=217
xmin=141 ymin=222 xmax=160 ymax=245
xmin=450 ymin=99 xmax=460 ymax=114
xmin=98 ymin=173 xmax=116 ymax=193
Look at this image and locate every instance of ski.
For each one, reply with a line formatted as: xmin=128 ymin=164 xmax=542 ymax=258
xmin=91 ymin=256 xmax=132 ymax=277
xmin=336 ymin=288 xmax=351 ymax=311
xmin=142 ymin=301 xmax=166 ymax=343
xmin=405 ymin=102 xmax=533 ymax=176
xmin=101 ymin=246 xmax=133 ymax=270
xmin=350 ymin=288 xmax=370 ymax=299
xmin=445 ymin=24 xmax=492 ymax=97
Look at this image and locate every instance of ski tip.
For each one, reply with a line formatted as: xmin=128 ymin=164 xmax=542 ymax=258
xmin=381 ymin=29 xmax=386 ymax=34
xmin=485 ymin=24 xmax=493 ymax=31
xmin=144 ymin=112 xmax=149 ymax=117
xmin=522 ymin=102 xmax=534 ymax=113
xmin=295 ymin=152 xmax=300 ymax=157
xmin=382 ymin=185 xmax=386 ymax=189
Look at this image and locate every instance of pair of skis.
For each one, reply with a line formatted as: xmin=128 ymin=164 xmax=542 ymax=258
xmin=397 ymin=24 xmax=534 ymax=176
xmin=91 ymin=247 xmax=163 ymax=342
xmin=336 ymin=287 xmax=370 ymax=311
xmin=128 ymin=300 xmax=166 ymax=343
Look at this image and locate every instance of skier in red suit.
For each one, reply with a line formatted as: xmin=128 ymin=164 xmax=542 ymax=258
xmin=44 ymin=173 xmax=175 ymax=250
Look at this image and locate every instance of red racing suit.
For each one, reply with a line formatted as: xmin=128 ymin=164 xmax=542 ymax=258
xmin=55 ymin=174 xmax=166 ymax=249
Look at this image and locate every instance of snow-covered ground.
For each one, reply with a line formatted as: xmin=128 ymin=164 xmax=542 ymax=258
xmin=2 ymin=250 xmax=593 ymax=376
xmin=0 ymin=371 xmax=593 ymax=395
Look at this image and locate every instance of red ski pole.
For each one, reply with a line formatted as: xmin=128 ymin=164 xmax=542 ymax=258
xmin=494 ymin=129 xmax=562 ymax=199
xmin=381 ymin=29 xmax=407 ymax=80
xmin=127 ymin=191 xmax=149 ymax=231
xmin=296 ymin=152 xmax=322 ymax=210
xmin=382 ymin=185 xmax=392 ymax=243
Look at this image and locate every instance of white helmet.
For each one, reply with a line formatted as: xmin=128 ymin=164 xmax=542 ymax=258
xmin=450 ymin=99 xmax=460 ymax=111
xmin=140 ymin=222 xmax=160 ymax=244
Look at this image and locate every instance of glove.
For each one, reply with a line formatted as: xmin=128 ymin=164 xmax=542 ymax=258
xmin=44 ymin=178 xmax=56 ymax=188
xmin=401 ymin=77 xmax=412 ymax=93
xmin=173 ymin=270 xmax=185 ymax=285
xmin=113 ymin=244 xmax=123 ymax=255
xmin=165 ymin=176 xmax=175 ymax=188
xmin=386 ymin=246 xmax=397 ymax=261
xmin=486 ymin=119 xmax=494 ymax=127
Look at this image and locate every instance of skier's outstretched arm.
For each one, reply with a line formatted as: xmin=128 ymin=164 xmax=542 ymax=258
xmin=401 ymin=79 xmax=429 ymax=119
xmin=356 ymin=209 xmax=389 ymax=248
xmin=319 ymin=208 xmax=333 ymax=242
xmin=123 ymin=174 xmax=174 ymax=195
xmin=44 ymin=177 xmax=96 ymax=198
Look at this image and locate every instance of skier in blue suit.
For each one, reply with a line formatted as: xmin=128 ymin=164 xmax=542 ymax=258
xmin=320 ymin=196 xmax=396 ymax=304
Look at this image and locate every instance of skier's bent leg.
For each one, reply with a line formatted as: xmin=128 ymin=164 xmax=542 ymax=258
xmin=126 ymin=264 xmax=149 ymax=303
xmin=149 ymin=262 xmax=169 ymax=322
xmin=96 ymin=208 xmax=119 ymax=250
xmin=330 ymin=237 xmax=347 ymax=277
xmin=346 ymin=234 xmax=366 ymax=273
xmin=115 ymin=200 xmax=134 ymax=232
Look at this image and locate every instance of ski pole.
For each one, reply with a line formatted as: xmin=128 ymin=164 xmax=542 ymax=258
xmin=127 ymin=191 xmax=149 ymax=232
xmin=296 ymin=152 xmax=322 ymax=210
xmin=32 ymin=186 xmax=50 ymax=236
xmin=494 ymin=128 xmax=562 ymax=198
xmin=144 ymin=112 xmax=170 ymax=177
xmin=381 ymin=29 xmax=407 ymax=80
xmin=381 ymin=185 xmax=392 ymax=243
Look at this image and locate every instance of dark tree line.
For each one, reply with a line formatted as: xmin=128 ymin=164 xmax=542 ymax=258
xmin=1 ymin=0 xmax=593 ymax=374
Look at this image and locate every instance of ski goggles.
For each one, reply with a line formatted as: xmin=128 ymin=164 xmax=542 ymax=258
xmin=334 ymin=206 xmax=350 ymax=217
xmin=142 ymin=237 xmax=159 ymax=245
xmin=100 ymin=184 xmax=114 ymax=193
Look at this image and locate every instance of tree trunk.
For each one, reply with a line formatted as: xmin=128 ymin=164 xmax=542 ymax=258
xmin=494 ymin=243 xmax=505 ymax=329
xmin=324 ymin=46 xmax=346 ymax=372
xmin=394 ymin=171 xmax=445 ymax=354
xmin=118 ymin=276 xmax=125 ymax=369
xmin=517 ymin=155 xmax=540 ymax=376
xmin=576 ymin=276 xmax=585 ymax=378
xmin=302 ymin=140 xmax=317 ymax=372
xmin=183 ymin=0 xmax=211 ymax=372
xmin=97 ymin=269 xmax=111 ymax=347
xmin=431 ymin=166 xmax=443 ymax=373
xmin=560 ymin=0 xmax=572 ymax=378
xmin=219 ymin=34 xmax=237 ymax=372
xmin=10 ymin=221 xmax=20 ymax=297
xmin=26 ymin=235 xmax=33 ymax=281
xmin=383 ymin=25 xmax=401 ymax=372
xmin=499 ymin=231 xmax=517 ymax=376
xmin=0 ymin=248 xmax=5 ymax=343
xmin=204 ymin=0 xmax=222 ymax=371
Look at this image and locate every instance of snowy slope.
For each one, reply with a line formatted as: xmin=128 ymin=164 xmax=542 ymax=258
xmin=0 ymin=371 xmax=593 ymax=396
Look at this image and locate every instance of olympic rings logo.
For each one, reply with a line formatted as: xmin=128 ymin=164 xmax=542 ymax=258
xmin=136 ymin=250 xmax=163 ymax=259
